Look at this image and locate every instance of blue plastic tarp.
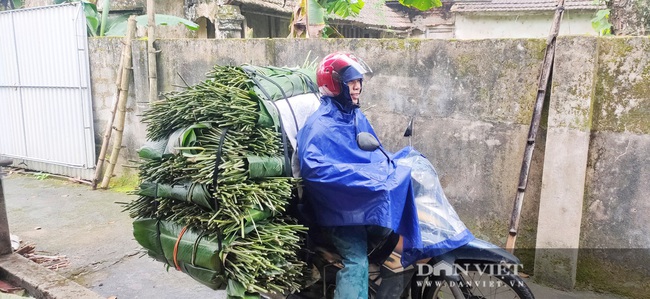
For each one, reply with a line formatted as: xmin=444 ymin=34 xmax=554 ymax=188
xmin=297 ymin=97 xmax=474 ymax=266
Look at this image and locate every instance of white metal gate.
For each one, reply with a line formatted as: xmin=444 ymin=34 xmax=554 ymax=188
xmin=0 ymin=3 xmax=95 ymax=180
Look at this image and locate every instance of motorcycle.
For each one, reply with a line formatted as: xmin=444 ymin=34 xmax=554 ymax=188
xmin=286 ymin=129 xmax=535 ymax=299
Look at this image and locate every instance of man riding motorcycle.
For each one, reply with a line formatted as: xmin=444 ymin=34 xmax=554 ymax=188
xmin=296 ymin=52 xmax=474 ymax=298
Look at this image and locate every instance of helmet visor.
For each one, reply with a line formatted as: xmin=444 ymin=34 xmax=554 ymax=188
xmin=336 ymin=53 xmax=373 ymax=82
xmin=351 ymin=54 xmax=373 ymax=79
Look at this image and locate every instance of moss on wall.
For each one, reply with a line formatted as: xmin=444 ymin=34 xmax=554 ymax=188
xmin=108 ymin=167 xmax=139 ymax=193
xmin=375 ymin=38 xmax=423 ymax=51
xmin=576 ymin=253 xmax=650 ymax=298
xmin=592 ymin=37 xmax=650 ymax=134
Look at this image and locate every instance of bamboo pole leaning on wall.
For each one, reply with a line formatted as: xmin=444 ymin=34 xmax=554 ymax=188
xmin=99 ymin=16 xmax=137 ymax=189
xmin=147 ymin=0 xmax=158 ymax=103
xmin=92 ymin=28 xmax=129 ymax=190
xmin=505 ymin=0 xmax=566 ymax=253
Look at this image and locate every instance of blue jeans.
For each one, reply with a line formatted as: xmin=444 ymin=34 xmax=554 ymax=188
xmin=324 ymin=226 xmax=369 ymax=299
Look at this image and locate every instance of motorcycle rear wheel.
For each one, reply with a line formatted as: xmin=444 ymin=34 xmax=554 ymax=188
xmin=421 ymin=263 xmax=534 ymax=299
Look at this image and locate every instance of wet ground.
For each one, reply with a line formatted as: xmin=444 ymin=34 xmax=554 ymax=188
xmin=2 ymin=171 xmax=627 ymax=299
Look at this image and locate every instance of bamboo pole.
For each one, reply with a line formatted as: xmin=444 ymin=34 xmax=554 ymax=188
xmin=505 ymin=0 xmax=566 ymax=253
xmin=92 ymin=33 xmax=128 ymax=189
xmin=99 ymin=16 xmax=136 ymax=189
xmin=147 ymin=0 xmax=158 ymax=103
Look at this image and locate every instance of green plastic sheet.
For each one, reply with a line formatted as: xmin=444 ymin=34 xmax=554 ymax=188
xmin=244 ymin=65 xmax=316 ymax=102
xmin=138 ymin=139 xmax=170 ymax=160
xmin=138 ymin=123 xmax=212 ymax=159
xmin=133 ymin=218 xmax=227 ymax=289
xmin=138 ymin=181 xmax=214 ymax=210
xmin=243 ymin=65 xmax=317 ymax=128
xmin=246 ymin=156 xmax=285 ymax=179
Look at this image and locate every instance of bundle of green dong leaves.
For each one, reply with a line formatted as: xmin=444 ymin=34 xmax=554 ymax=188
xmin=124 ymin=64 xmax=318 ymax=298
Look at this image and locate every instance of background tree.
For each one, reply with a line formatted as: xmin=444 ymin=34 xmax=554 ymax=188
xmin=0 ymin=0 xmax=21 ymax=10
xmin=290 ymin=0 xmax=442 ymax=38
xmin=608 ymin=0 xmax=650 ymax=35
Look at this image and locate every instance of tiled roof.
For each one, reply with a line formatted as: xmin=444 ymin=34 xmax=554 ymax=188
xmin=451 ymin=0 xmax=605 ymax=13
xmin=347 ymin=0 xmax=414 ymax=28
xmin=342 ymin=0 xmax=450 ymax=29
xmin=237 ymin=0 xmax=420 ymax=29
xmin=235 ymin=0 xmax=294 ymax=14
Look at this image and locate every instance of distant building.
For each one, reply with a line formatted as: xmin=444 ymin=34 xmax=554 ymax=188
xmin=21 ymin=0 xmax=604 ymax=39
xmin=451 ymin=0 xmax=605 ymax=39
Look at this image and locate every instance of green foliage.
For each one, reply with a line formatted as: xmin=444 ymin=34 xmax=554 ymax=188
xmin=56 ymin=0 xmax=198 ymax=37
xmin=291 ymin=0 xmax=442 ymax=38
xmin=308 ymin=0 xmax=325 ymax=26
xmin=82 ymin=2 xmax=100 ymax=35
xmin=0 ymin=0 xmax=23 ymax=10
xmin=590 ymin=0 xmax=612 ymax=36
xmin=591 ymin=8 xmax=613 ymax=36
xmin=399 ymin=0 xmax=442 ymax=11
xmin=320 ymin=0 xmax=364 ymax=18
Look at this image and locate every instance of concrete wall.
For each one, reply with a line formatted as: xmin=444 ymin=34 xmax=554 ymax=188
xmin=87 ymin=36 xmax=650 ymax=297
xmin=576 ymin=37 xmax=650 ymax=297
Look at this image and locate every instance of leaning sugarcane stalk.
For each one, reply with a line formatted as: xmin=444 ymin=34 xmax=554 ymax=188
xmin=92 ymin=25 xmax=129 ymax=190
xmin=100 ymin=16 xmax=136 ymax=189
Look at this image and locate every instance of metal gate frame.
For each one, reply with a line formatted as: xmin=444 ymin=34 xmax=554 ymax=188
xmin=0 ymin=3 xmax=95 ymax=180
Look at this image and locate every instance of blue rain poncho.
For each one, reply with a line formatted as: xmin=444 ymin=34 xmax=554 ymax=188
xmin=297 ymin=97 xmax=474 ymax=266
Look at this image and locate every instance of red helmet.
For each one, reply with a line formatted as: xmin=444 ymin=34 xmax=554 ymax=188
xmin=316 ymin=52 xmax=372 ymax=97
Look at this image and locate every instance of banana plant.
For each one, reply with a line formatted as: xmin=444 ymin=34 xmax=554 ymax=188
xmin=57 ymin=0 xmax=198 ymax=37
xmin=289 ymin=0 xmax=365 ymax=38
xmin=399 ymin=0 xmax=442 ymax=11
xmin=289 ymin=0 xmax=441 ymax=38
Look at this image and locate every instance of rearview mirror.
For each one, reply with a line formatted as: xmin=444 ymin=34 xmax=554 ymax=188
xmin=404 ymin=117 xmax=413 ymax=137
xmin=356 ymin=132 xmax=380 ymax=151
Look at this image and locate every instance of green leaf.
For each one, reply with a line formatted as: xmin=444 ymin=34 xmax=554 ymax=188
xmin=81 ymin=2 xmax=99 ymax=36
xmin=321 ymin=0 xmax=364 ymax=18
xmin=226 ymin=279 xmax=246 ymax=298
xmin=307 ymin=0 xmax=325 ymax=25
xmin=350 ymin=0 xmax=364 ymax=15
xmin=590 ymin=9 xmax=612 ymax=36
xmin=103 ymin=14 xmax=199 ymax=36
xmin=103 ymin=14 xmax=130 ymax=37
xmin=12 ymin=0 xmax=24 ymax=9
xmin=399 ymin=0 xmax=442 ymax=11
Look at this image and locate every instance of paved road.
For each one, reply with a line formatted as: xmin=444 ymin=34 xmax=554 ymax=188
xmin=2 ymin=172 xmax=627 ymax=299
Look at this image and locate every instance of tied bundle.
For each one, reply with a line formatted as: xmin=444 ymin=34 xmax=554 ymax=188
xmin=124 ymin=64 xmax=318 ymax=298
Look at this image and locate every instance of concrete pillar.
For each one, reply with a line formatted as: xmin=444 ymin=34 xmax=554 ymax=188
xmin=533 ymin=37 xmax=598 ymax=289
xmin=0 ymin=160 xmax=12 ymax=255
xmin=215 ymin=5 xmax=244 ymax=39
